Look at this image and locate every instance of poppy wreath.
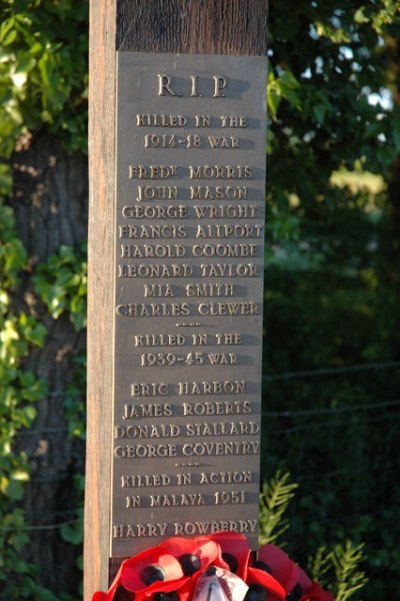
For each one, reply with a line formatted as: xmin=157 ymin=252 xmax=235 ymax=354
xmin=92 ymin=532 xmax=334 ymax=601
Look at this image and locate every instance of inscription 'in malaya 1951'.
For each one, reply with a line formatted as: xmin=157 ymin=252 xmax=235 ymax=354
xmin=112 ymin=52 xmax=267 ymax=556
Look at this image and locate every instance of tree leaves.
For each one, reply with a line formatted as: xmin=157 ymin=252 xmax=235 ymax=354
xmin=259 ymin=471 xmax=298 ymax=545
xmin=33 ymin=243 xmax=87 ymax=331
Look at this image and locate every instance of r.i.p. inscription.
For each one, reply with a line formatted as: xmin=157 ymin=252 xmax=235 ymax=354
xmin=113 ymin=52 xmax=267 ymax=557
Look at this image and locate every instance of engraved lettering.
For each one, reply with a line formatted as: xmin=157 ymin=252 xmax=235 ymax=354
xmin=220 ymin=115 xmax=247 ymax=128
xmin=114 ymin=424 xmax=180 ymax=439
xmin=133 ymin=334 xmax=185 ymax=347
xmin=207 ymin=136 xmax=238 ymax=148
xmin=186 ymin=421 xmax=259 ymax=436
xmin=192 ymin=243 xmax=257 ymax=257
xmin=182 ymin=441 xmax=259 ymax=456
xmin=213 ymin=75 xmax=227 ymax=98
xmin=119 ymin=224 xmax=187 ymax=239
xmin=158 ymin=74 xmax=178 ymax=96
xmin=178 ymin=380 xmax=245 ymax=395
xmin=136 ymin=115 xmax=186 ymax=127
xmin=119 ymin=264 xmax=193 ymax=279
xmin=199 ymin=470 xmax=252 ymax=485
xmin=113 ymin=53 xmax=267 ymax=555
xmin=121 ymin=204 xmax=187 ymax=219
xmin=121 ymin=474 xmax=171 ymax=488
xmin=190 ymin=186 xmax=247 ymax=199
xmin=186 ymin=284 xmax=234 ymax=297
xmin=126 ymin=495 xmax=141 ymax=508
xmin=177 ymin=473 xmax=192 ymax=485
xmin=215 ymin=333 xmax=242 ymax=345
xmin=182 ymin=400 xmax=252 ymax=416
xmin=200 ymin=263 xmax=258 ymax=277
xmin=193 ymin=204 xmax=257 ymax=219
xmin=214 ymin=490 xmax=246 ymax=505
xmin=114 ymin=444 xmax=178 ymax=458
xmin=117 ymin=303 xmax=190 ymax=317
xmin=128 ymin=165 xmax=178 ymax=179
xmin=173 ymin=519 xmax=258 ymax=536
xmin=137 ymin=185 xmax=178 ymax=201
xmin=113 ymin=523 xmax=168 ymax=538
xmin=207 ymin=352 xmax=238 ymax=365
xmin=190 ymin=165 xmax=252 ymax=179
xmin=151 ymin=494 xmax=205 ymax=507
xmin=195 ymin=224 xmax=262 ymax=238
xmin=123 ymin=402 xmax=172 ymax=419
xmin=130 ymin=383 xmax=169 ymax=397
xmin=191 ymin=76 xmax=199 ymax=97
xmin=195 ymin=115 xmax=210 ymax=127
xmin=120 ymin=244 xmax=186 ymax=258
xmin=144 ymin=284 xmax=174 ymax=298
xmin=192 ymin=333 xmax=207 ymax=345
xmin=197 ymin=302 xmax=259 ymax=316
xmin=144 ymin=134 xmax=176 ymax=148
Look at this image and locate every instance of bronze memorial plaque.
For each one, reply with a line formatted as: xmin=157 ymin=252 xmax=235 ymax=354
xmin=112 ymin=52 xmax=267 ymax=557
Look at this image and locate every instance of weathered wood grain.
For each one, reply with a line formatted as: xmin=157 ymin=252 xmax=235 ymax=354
xmin=85 ymin=1 xmax=116 ymax=599
xmin=85 ymin=1 xmax=268 ymax=598
xmin=117 ymin=0 xmax=268 ymax=55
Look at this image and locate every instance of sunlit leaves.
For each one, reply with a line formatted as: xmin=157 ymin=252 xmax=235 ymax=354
xmin=33 ymin=243 xmax=87 ymax=331
xmin=259 ymin=471 xmax=299 ymax=545
xmin=332 ymin=542 xmax=368 ymax=601
xmin=268 ymin=70 xmax=301 ymax=120
xmin=0 ymin=3 xmax=89 ymax=598
xmin=0 ymin=2 xmax=88 ymax=209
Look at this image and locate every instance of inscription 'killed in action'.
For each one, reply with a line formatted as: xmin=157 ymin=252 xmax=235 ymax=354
xmin=113 ymin=52 xmax=267 ymax=556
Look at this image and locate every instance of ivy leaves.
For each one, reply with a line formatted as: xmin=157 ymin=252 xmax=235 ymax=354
xmin=33 ymin=243 xmax=87 ymax=332
xmin=0 ymin=4 xmax=88 ymax=162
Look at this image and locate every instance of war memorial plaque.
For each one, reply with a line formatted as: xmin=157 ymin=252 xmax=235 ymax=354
xmin=112 ymin=52 xmax=267 ymax=557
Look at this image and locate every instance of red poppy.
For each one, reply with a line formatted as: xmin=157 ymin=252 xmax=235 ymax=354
xmin=119 ymin=546 xmax=189 ymax=599
xmin=246 ymin=566 xmax=286 ymax=600
xmin=91 ymin=560 xmax=127 ymax=601
xmin=92 ymin=592 xmax=110 ymax=601
xmin=303 ymin=581 xmax=335 ymax=601
xmin=208 ymin=532 xmax=251 ymax=579
xmin=91 ymin=534 xmax=334 ymax=601
xmin=257 ymin=544 xmax=311 ymax=598
xmin=159 ymin=536 xmax=222 ymax=601
xmin=160 ymin=536 xmax=220 ymax=574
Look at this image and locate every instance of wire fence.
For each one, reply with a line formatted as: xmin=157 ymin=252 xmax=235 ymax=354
xmin=9 ymin=358 xmax=399 ymax=535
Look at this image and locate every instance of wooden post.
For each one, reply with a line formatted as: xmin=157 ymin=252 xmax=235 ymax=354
xmin=85 ymin=1 xmax=268 ymax=599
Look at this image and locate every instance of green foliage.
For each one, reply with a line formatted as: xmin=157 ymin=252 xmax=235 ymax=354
xmin=64 ymin=352 xmax=87 ymax=439
xmin=307 ymin=542 xmax=368 ymax=601
xmin=259 ymin=471 xmax=298 ymax=545
xmin=0 ymin=238 xmax=87 ymax=599
xmin=0 ymin=0 xmax=88 ymax=163
xmin=332 ymin=542 xmax=368 ymax=601
xmin=268 ymin=70 xmax=302 ymax=119
xmin=259 ymin=473 xmax=367 ymax=600
xmin=0 ymin=201 xmax=49 ymax=597
xmin=0 ymin=204 xmax=27 ymax=287
xmin=0 ymin=510 xmax=74 ymax=601
xmin=0 ymin=0 xmax=398 ymax=599
xmin=266 ymin=0 xmax=400 ymax=240
xmin=0 ymin=200 xmax=48 ymax=506
xmin=33 ymin=242 xmax=88 ymax=331
xmin=0 ymin=330 xmax=49 ymax=591
xmin=308 ymin=545 xmax=332 ymax=586
xmin=0 ymin=2 xmax=88 ymax=598
xmin=263 ymin=3 xmax=400 ymax=600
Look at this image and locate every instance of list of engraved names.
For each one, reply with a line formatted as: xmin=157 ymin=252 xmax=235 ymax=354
xmin=112 ymin=52 xmax=267 ymax=556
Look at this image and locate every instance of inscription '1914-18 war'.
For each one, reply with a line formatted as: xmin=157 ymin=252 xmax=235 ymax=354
xmin=112 ymin=52 xmax=267 ymax=557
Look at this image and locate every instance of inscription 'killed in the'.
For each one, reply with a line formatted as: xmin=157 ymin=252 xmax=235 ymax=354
xmin=113 ymin=52 xmax=266 ymax=556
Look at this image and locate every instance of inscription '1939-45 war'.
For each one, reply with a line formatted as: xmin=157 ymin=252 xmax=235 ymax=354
xmin=112 ymin=52 xmax=267 ymax=557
